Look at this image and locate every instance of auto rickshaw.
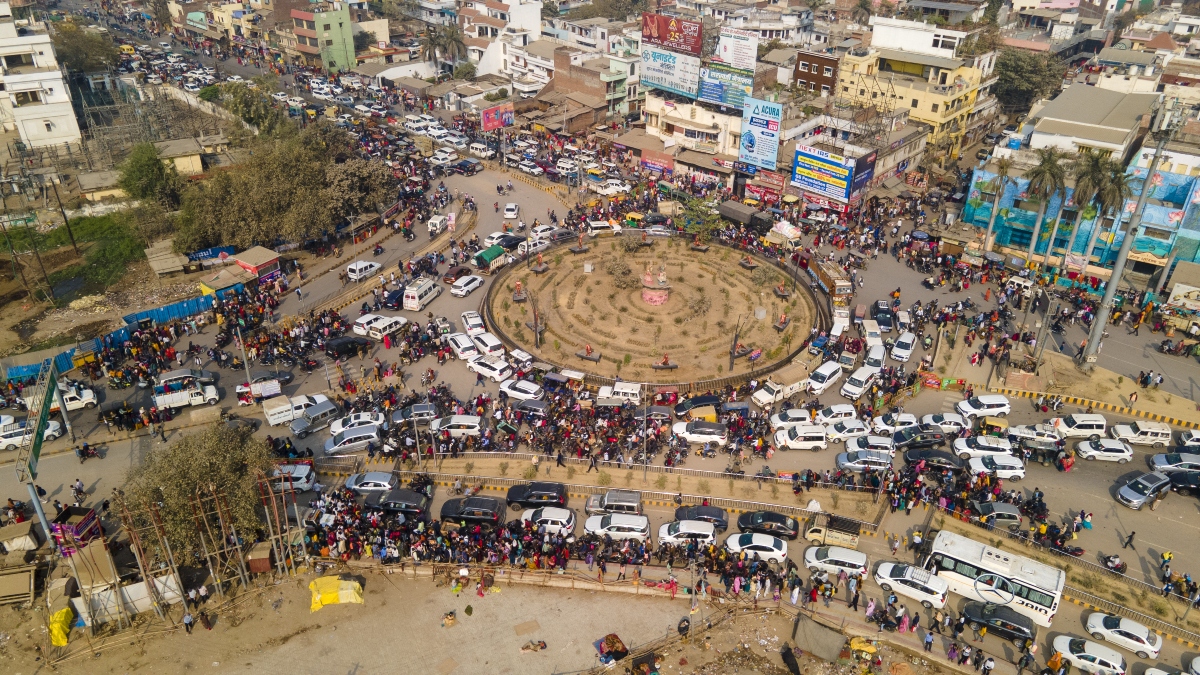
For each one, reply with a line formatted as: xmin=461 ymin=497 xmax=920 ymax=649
xmin=653 ymin=386 xmax=679 ymax=406
xmin=624 ymin=212 xmax=644 ymax=229
xmin=743 ymin=197 xmax=760 ymax=207
xmin=979 ymin=416 xmax=1008 ymax=437
xmin=1022 ymin=437 xmax=1062 ymax=466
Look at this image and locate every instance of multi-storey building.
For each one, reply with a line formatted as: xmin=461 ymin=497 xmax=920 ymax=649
xmin=289 ymin=3 xmax=356 ymax=72
xmin=0 ymin=3 xmax=81 ymax=148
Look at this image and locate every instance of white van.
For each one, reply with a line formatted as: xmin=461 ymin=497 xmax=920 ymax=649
xmin=404 ymin=120 xmax=428 ymax=135
xmin=368 ymin=316 xmax=408 ymax=341
xmin=861 ymin=320 xmax=883 ymax=349
xmin=840 ymin=366 xmax=878 ymax=401
xmin=863 ymin=345 xmax=886 ymax=370
xmin=469 ymin=142 xmax=495 ymax=159
xmin=403 ymin=278 xmax=442 ymax=311
xmin=587 ymin=221 xmax=622 ymax=237
xmin=1110 ymin=420 xmax=1173 ymax=448
xmin=807 ymin=361 xmax=843 ymax=395
xmin=1050 ymin=413 xmax=1108 ymax=440
xmin=427 ymin=128 xmax=449 ymax=143
xmin=774 ymin=424 xmax=828 ymax=451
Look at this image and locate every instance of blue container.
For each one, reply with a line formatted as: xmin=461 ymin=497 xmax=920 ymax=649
xmin=1007 ymin=137 xmax=1021 ymax=150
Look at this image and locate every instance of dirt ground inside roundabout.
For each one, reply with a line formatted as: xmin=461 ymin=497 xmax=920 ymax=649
xmin=489 ymin=238 xmax=817 ymax=383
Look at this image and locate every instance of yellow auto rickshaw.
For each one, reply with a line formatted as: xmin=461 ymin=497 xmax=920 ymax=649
xmin=980 ymin=416 xmax=1008 ymax=437
xmin=625 ymin=212 xmax=644 ymax=229
xmin=743 ymin=197 xmax=760 ymax=207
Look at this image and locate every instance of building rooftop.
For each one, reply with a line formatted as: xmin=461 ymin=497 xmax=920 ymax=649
xmin=1034 ymin=119 xmax=1131 ymax=146
xmin=523 ymin=39 xmax=561 ymax=59
xmin=234 ymin=245 xmax=279 ymax=268
xmin=1096 ymin=47 xmax=1157 ymax=66
xmin=906 ymin=0 xmax=983 ymax=12
xmin=1145 ymin=32 xmax=1178 ymax=51
xmin=77 ymin=170 xmax=121 ymax=192
xmin=1034 ymin=84 xmax=1157 ymax=130
xmin=153 ymin=138 xmax=203 ymax=158
xmin=876 ymin=48 xmax=965 ymax=71
xmin=762 ymin=48 xmax=799 ymax=65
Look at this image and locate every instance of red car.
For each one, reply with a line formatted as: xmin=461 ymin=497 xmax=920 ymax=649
xmin=442 ymin=265 xmax=471 ymax=284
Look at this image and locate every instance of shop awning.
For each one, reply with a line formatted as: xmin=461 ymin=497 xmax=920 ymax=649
xmin=675 ymin=149 xmax=734 ymax=174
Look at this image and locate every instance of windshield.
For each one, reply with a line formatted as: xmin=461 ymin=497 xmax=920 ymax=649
xmin=819 ymin=406 xmax=834 ymax=418
xmin=834 ymin=422 xmax=852 ymax=433
xmin=667 ymin=522 xmax=680 ymax=536
xmin=849 ymin=376 xmax=865 ymax=387
xmin=1102 ymin=615 xmax=1121 ymax=630
xmin=761 ymin=383 xmax=779 ymax=395
xmin=1165 ymin=453 xmax=1182 ymax=464
xmin=1068 ymin=638 xmax=1086 ymax=655
xmin=814 ymin=548 xmax=830 ymax=561
xmin=600 ymin=515 xmax=612 ymax=528
xmin=811 ymin=371 xmax=828 ymax=384
xmin=981 ymin=457 xmax=1000 ymax=469
xmin=882 ymin=414 xmax=896 ymax=425
xmin=966 ymin=397 xmax=983 ymax=408
xmin=531 ymin=508 xmax=544 ymax=521
xmin=897 ymin=337 xmax=912 ymax=348
xmin=846 ymin=452 xmax=862 ymax=462
xmin=1126 ymin=478 xmax=1152 ymax=496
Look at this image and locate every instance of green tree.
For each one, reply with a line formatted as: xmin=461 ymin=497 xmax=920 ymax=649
xmin=994 ymin=48 xmax=1063 ymax=113
xmin=325 ymin=158 xmax=395 ymax=221
xmin=1112 ymin=9 xmax=1140 ymax=35
xmin=982 ymin=156 xmax=1012 ymax=253
xmin=542 ymin=0 xmax=561 ymax=18
xmin=757 ymin=38 xmax=784 ymax=60
xmin=682 ymin=197 xmax=722 ymax=242
xmin=121 ymin=426 xmax=275 ymax=558
xmin=118 ymin=201 xmax=174 ymax=245
xmin=353 ymin=31 xmax=375 ymax=53
xmin=852 ymin=0 xmax=874 ymax=23
xmin=118 ymin=143 xmax=183 ymax=208
xmin=1081 ymin=159 xmax=1132 ymax=269
xmin=51 ymin=21 xmax=119 ymax=73
xmin=439 ymin=25 xmax=468 ymax=65
xmin=197 ymin=85 xmax=220 ymax=102
xmin=1060 ymin=150 xmax=1105 ymax=266
xmin=1023 ymin=147 xmax=1069 ymax=263
xmin=453 ymin=61 xmax=477 ymax=80
xmin=221 ymin=82 xmax=295 ymax=137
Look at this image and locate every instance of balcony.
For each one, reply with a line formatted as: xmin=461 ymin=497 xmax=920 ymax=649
xmin=296 ymin=42 xmax=321 ymax=55
xmin=599 ymin=69 xmax=623 ymax=83
xmin=606 ymin=86 xmax=626 ymax=100
xmin=675 ymin=136 xmax=719 ymax=153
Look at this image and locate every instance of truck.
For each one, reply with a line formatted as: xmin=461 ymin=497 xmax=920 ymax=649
xmin=153 ymin=383 xmax=219 ymax=410
xmin=751 ymin=378 xmax=805 ymax=408
xmin=805 ymin=515 xmax=861 ymax=549
xmin=22 ymin=383 xmax=97 ymax=413
xmin=264 ymin=394 xmax=330 ymax=426
xmin=718 ymin=200 xmax=772 ymax=231
xmin=813 ymin=261 xmax=854 ymax=306
xmin=596 ymin=382 xmax=642 ymax=407
xmin=763 ymin=221 xmax=804 ymax=252
xmin=830 ymin=306 xmax=850 ymax=340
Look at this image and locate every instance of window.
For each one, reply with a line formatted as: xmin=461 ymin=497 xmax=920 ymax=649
xmin=810 ymin=82 xmax=816 ymax=91
xmin=323 ymin=23 xmax=330 ymax=30
xmin=821 ymin=84 xmax=830 ymax=93
xmin=911 ymin=98 xmax=918 ymax=108
xmin=13 ymin=91 xmax=41 ymax=106
xmin=843 ymin=86 xmax=849 ymax=92
xmin=43 ymin=121 xmax=52 ymax=132
xmin=931 ymin=103 xmax=939 ymax=113
xmin=798 ymin=62 xmax=808 ymax=72
xmin=932 ymin=33 xmax=958 ymax=50
xmin=326 ymin=39 xmax=333 ymax=46
xmin=823 ymin=66 xmax=833 ymax=76
xmin=797 ymin=79 xmax=806 ymax=88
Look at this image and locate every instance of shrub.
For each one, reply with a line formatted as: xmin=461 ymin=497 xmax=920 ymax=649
xmin=522 ymin=465 xmax=538 ymax=479
xmin=655 ymin=475 xmax=667 ymax=489
xmin=598 ymin=471 xmax=612 ymax=486
xmin=498 ymin=461 xmax=510 ymax=476
xmin=464 ymin=462 xmax=474 ymax=474
xmin=698 ymin=479 xmax=711 ymax=493
xmin=567 ymin=466 xmax=576 ymax=479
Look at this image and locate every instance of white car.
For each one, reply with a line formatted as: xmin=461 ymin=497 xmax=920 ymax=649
xmin=584 ymin=513 xmax=650 ymax=541
xmin=871 ymin=412 xmax=918 ymax=435
xmin=226 ymin=74 xmax=244 ymax=83
xmin=346 ymin=260 xmax=381 ymax=281
xmin=330 ymin=412 xmax=386 ymax=437
xmin=1181 ymin=430 xmax=1200 ymax=448
xmin=445 ymin=333 xmax=479 ymax=360
xmin=835 ymin=450 xmax=892 ymax=473
xmin=826 ymin=419 xmax=869 ymax=444
xmin=672 ymin=421 xmax=729 ymax=446
xmin=956 ymin=394 xmax=1011 ymax=419
xmin=769 ymin=409 xmax=812 ymax=430
xmin=725 ymin=532 xmax=787 ymax=564
xmin=518 ymin=160 xmax=544 ymax=176
xmin=920 ymin=413 xmax=968 ymax=436
xmin=482 ymin=231 xmax=509 ymax=247
xmin=968 ymin=455 xmax=1025 ymax=481
xmin=604 ymin=179 xmax=632 ymax=193
xmin=352 ymin=314 xmax=386 ymax=336
xmin=503 ymin=203 xmax=520 ymax=219
xmin=813 ymin=404 xmax=856 ymax=425
xmin=874 ymin=562 xmax=949 ymax=609
xmin=499 ymin=379 xmax=544 ymax=401
xmin=520 ymin=507 xmax=576 ymax=535
xmin=271 ymin=91 xmax=288 ymax=102
xmin=460 ymin=311 xmax=486 ymax=336
xmin=891 ymin=331 xmax=917 ymax=362
xmin=530 ymin=224 xmax=556 ymax=240
xmin=466 ymin=355 xmax=512 ymax=382
xmin=1076 ymin=439 xmax=1133 ymax=464
xmin=1085 ymin=613 xmax=1161 ymax=659
xmin=658 ymin=520 xmax=717 ymax=546
xmin=450 ymin=275 xmax=484 ymax=297
xmin=287 ymin=96 xmax=305 ymax=107
xmin=1052 ymin=636 xmax=1127 ymax=675
xmin=953 ymin=436 xmax=1014 ymax=459
xmin=517 ymin=239 xmax=550 ymax=257
xmin=1009 ymin=423 xmax=1063 ymax=443
xmin=846 ymin=435 xmax=896 ymax=457
xmin=556 ymin=159 xmax=578 ymax=173
xmin=802 ymin=545 xmax=867 ymax=576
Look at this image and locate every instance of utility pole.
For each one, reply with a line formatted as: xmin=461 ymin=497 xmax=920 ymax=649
xmin=1033 ymin=302 xmax=1059 ymax=375
xmin=48 ymin=179 xmax=79 ymax=256
xmin=1081 ymin=101 xmax=1184 ymax=371
xmin=22 ymin=214 xmax=54 ymax=303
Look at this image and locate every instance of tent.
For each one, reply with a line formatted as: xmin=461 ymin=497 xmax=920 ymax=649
xmin=308 ymin=576 xmax=364 ymax=612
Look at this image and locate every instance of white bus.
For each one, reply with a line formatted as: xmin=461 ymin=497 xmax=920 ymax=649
xmin=923 ymin=530 xmax=1064 ymax=627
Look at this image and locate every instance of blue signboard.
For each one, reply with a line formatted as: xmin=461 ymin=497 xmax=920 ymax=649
xmin=738 ymin=97 xmax=782 ymax=171
xmin=790 ymin=144 xmax=854 ymax=202
xmin=697 ymin=63 xmax=754 ymax=108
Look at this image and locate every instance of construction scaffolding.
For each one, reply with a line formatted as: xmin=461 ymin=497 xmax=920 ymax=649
xmin=254 ymin=470 xmax=304 ymax=578
xmin=58 ymin=528 xmax=129 ymax=634
xmin=189 ymin=485 xmax=250 ymax=600
xmin=828 ymin=63 xmax=899 ymax=151
xmin=113 ymin=491 xmax=184 ymax=625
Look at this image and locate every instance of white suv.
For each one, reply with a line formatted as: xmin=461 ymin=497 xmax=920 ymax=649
xmin=956 ymin=394 xmax=1011 ymax=419
xmin=585 ymin=513 xmax=650 ymax=541
xmin=466 ymin=355 xmax=512 ymax=382
xmin=953 ymin=435 xmax=1014 ymax=459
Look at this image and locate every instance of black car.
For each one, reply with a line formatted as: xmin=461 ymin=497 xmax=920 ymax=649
xmin=382 ymin=289 xmax=404 ymax=310
xmin=496 ymin=234 xmax=524 ymax=251
xmin=893 ymin=424 xmax=947 ymax=451
xmin=903 ymin=449 xmax=965 ymax=472
xmin=440 ymin=496 xmax=507 ymax=528
xmin=675 ymin=395 xmax=722 ymax=417
xmin=873 ymin=301 xmax=894 ymax=332
xmin=644 ymin=212 xmax=668 ymax=226
xmin=369 ymin=488 xmax=431 ymax=521
xmin=545 ymin=228 xmax=577 ymax=244
xmin=675 ymin=505 xmax=729 ymax=532
xmin=325 ymin=336 xmax=371 ymax=359
xmin=506 ymin=481 xmax=567 ymax=509
xmin=1169 ymin=470 xmax=1200 ymax=496
xmin=960 ymin=602 xmax=1038 ymax=650
xmin=451 ymin=159 xmax=483 ymax=175
xmin=736 ymin=510 xmax=799 ymax=540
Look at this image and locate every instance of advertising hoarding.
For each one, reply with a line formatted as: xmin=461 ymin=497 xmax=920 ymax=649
xmin=790 ymin=144 xmax=854 ymax=202
xmin=641 ymin=46 xmax=701 ymax=97
xmin=850 ymin=151 xmax=877 ymax=195
xmin=640 ymin=149 xmax=676 ymax=174
xmin=1167 ymin=282 xmax=1200 ymax=311
xmin=712 ymin=28 xmax=759 ymax=72
xmin=697 ymin=63 xmax=754 ymax=107
xmin=640 ymin=12 xmax=703 ymax=56
xmin=481 ymin=102 xmax=514 ymax=132
xmin=738 ymin=97 xmax=782 ymax=171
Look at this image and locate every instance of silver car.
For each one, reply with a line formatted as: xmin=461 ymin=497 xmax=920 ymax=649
xmin=1116 ymin=471 xmax=1171 ymax=510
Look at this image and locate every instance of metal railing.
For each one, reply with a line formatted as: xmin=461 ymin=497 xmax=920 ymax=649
xmin=1064 ymin=585 xmax=1200 ymax=646
xmin=313 ymin=456 xmax=362 ymax=475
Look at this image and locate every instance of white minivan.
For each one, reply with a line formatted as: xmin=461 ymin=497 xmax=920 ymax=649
xmin=807 ymin=361 xmax=843 ymax=395
xmin=403 ymin=277 xmax=442 ymax=311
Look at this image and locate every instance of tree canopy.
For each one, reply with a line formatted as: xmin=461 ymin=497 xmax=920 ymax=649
xmin=118 ymin=143 xmax=183 ymax=208
xmin=993 ymin=48 xmax=1063 ymax=114
xmin=121 ymin=425 xmax=276 ymax=558
xmin=220 ymin=82 xmax=295 ymax=138
xmin=52 ymin=21 xmax=119 ymax=73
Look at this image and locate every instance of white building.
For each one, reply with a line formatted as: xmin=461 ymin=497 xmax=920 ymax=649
xmin=0 ymin=3 xmax=81 ymax=148
xmin=1027 ymin=84 xmax=1158 ymax=158
xmin=459 ymin=0 xmax=543 ymax=77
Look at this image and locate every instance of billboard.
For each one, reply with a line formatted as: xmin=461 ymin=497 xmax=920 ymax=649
xmin=1168 ymin=282 xmax=1200 ymax=310
xmin=738 ymin=97 xmax=782 ymax=171
xmin=790 ymin=144 xmax=854 ymax=202
xmin=850 ymin=151 xmax=877 ymax=195
xmin=641 ymin=46 xmax=701 ymax=97
xmin=481 ymin=102 xmax=514 ymax=132
xmin=640 ymin=149 xmax=675 ymax=174
xmin=712 ymin=28 xmax=759 ymax=72
xmin=697 ymin=63 xmax=754 ymax=107
xmin=640 ymin=12 xmax=703 ymax=56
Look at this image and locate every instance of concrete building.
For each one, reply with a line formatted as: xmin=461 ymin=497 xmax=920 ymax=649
xmin=459 ymin=0 xmax=542 ymax=76
xmin=904 ymin=0 xmax=987 ymax=25
xmin=289 ymin=3 xmax=356 ymax=72
xmin=506 ymin=39 xmax=559 ymax=99
xmin=542 ymin=17 xmax=628 ymax=54
xmin=547 ymin=45 xmax=638 ymax=118
xmin=642 ymin=93 xmax=743 ymax=158
xmin=0 ymin=3 xmax=81 ymax=148
xmin=1026 ymin=84 xmax=1157 ymax=159
xmin=793 ymin=49 xmax=838 ymax=96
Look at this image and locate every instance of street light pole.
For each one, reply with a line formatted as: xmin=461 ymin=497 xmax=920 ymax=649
xmin=1081 ymin=102 xmax=1183 ymax=371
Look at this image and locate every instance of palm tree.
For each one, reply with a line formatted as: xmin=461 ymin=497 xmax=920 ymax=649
xmin=1040 ymin=154 xmax=1078 ymax=267
xmin=1082 ymin=159 xmax=1132 ymax=270
xmin=1023 ymin=147 xmax=1068 ymax=264
xmin=440 ymin=25 xmax=468 ymax=67
xmin=1059 ymin=150 xmax=1106 ymax=268
xmin=852 ymin=0 xmax=874 ymax=23
xmin=420 ymin=28 xmax=442 ymax=65
xmin=982 ymin=157 xmax=1012 ymax=254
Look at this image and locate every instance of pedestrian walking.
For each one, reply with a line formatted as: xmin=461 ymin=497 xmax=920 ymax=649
xmin=197 ymin=584 xmax=208 ymax=605
xmin=183 ymin=611 xmax=194 ymax=634
xmin=924 ymin=631 xmax=935 ymax=651
xmin=1017 ymin=652 xmax=1035 ymax=675
xmin=849 ymin=590 xmax=860 ymax=611
xmin=597 ymin=558 xmax=607 ymax=583
xmin=973 ymin=624 xmax=987 ymax=642
xmin=617 ymin=562 xmax=626 ymax=581
xmin=1129 ymin=391 xmax=1138 ymax=406
xmin=982 ymin=657 xmax=996 ymax=675
xmin=1161 ymin=551 xmax=1173 ymax=569
xmin=1123 ymin=532 xmax=1136 ymax=549
xmin=972 ymin=648 xmax=986 ymax=671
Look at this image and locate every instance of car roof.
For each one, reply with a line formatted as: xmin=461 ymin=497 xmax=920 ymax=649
xmin=673 ymin=520 xmax=716 ymax=533
xmin=356 ymin=471 xmax=393 ymax=483
xmin=526 ymin=506 xmax=571 ymax=519
xmin=603 ymin=513 xmax=648 ymax=525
